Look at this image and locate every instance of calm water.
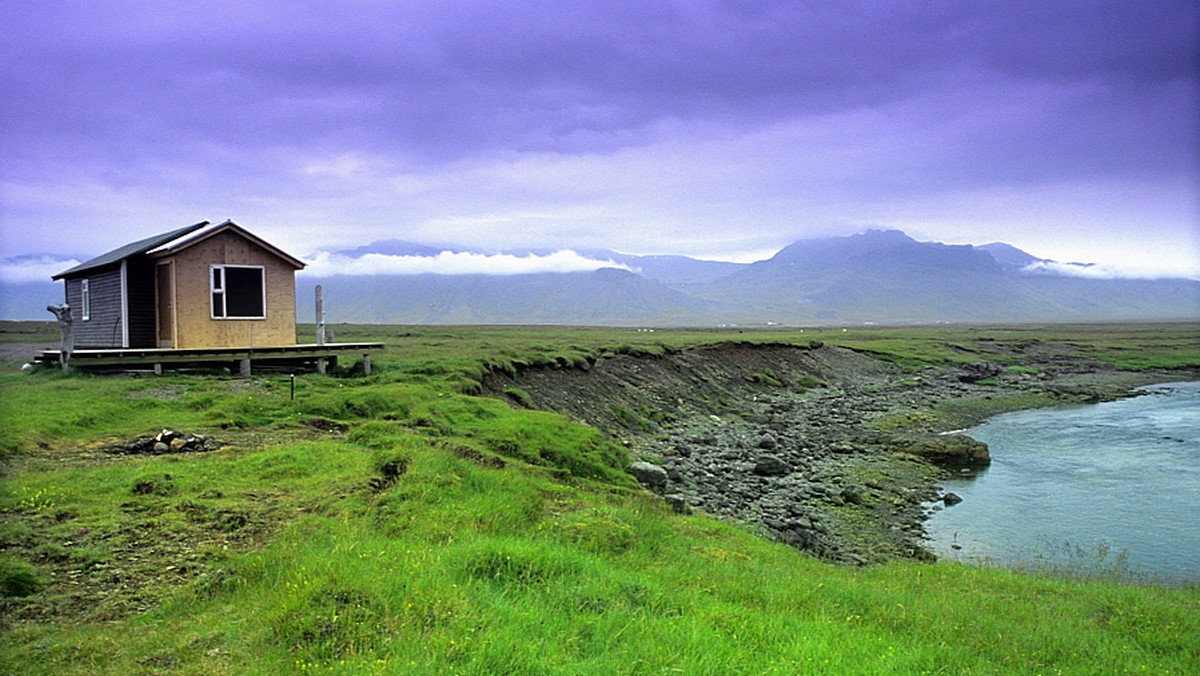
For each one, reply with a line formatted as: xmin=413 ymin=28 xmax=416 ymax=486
xmin=925 ymin=381 xmax=1200 ymax=582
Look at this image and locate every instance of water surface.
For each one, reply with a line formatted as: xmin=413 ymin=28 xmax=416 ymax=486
xmin=925 ymin=381 xmax=1200 ymax=582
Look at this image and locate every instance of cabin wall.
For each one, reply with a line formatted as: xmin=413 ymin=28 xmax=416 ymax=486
xmin=168 ymin=229 xmax=298 ymax=348
xmin=67 ymin=267 xmax=124 ymax=348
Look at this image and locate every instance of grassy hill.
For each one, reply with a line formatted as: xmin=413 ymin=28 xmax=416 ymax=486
xmin=2 ymin=323 xmax=1199 ymax=674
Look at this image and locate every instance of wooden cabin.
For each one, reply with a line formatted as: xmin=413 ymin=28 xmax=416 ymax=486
xmin=52 ymin=220 xmax=305 ymax=349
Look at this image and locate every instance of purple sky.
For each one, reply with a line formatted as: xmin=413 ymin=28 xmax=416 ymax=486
xmin=1 ymin=0 xmax=1197 ymax=279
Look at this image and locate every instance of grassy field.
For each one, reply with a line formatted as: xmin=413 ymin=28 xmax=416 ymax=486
xmin=1 ymin=322 xmax=1198 ymax=674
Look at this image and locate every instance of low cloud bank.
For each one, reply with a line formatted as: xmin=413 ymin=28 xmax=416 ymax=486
xmin=1022 ymin=260 xmax=1200 ymax=281
xmin=301 ymin=249 xmax=632 ymax=277
xmin=0 ymin=256 xmax=80 ymax=284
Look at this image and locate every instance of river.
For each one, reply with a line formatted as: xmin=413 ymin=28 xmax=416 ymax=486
xmin=924 ymin=381 xmax=1200 ymax=583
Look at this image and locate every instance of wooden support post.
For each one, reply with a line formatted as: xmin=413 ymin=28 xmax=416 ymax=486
xmin=315 ymin=284 xmax=326 ymax=346
xmin=363 ymin=353 xmax=371 ymax=376
xmin=315 ymin=285 xmax=327 ymax=375
xmin=47 ymin=304 xmax=73 ymax=374
xmin=154 ymin=363 xmax=163 ymax=376
xmin=239 ymin=358 xmax=252 ymax=377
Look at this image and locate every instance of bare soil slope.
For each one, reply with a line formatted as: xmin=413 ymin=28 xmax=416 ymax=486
xmin=485 ymin=341 xmax=1198 ymax=564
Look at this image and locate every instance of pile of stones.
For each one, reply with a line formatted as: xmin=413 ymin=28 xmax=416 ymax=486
xmin=108 ymin=429 xmax=221 ymax=455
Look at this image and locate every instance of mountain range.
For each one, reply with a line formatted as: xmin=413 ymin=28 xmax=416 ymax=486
xmin=296 ymin=230 xmax=1199 ymax=326
xmin=4 ymin=230 xmax=1197 ymax=325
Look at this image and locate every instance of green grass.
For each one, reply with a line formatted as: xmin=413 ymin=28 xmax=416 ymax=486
xmin=1 ymin=322 xmax=1199 ymax=674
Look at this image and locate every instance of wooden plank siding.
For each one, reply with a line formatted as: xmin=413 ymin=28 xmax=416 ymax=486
xmin=164 ymin=228 xmax=298 ymax=348
xmin=67 ymin=267 xmax=125 ymax=348
xmin=52 ymin=221 xmax=304 ymax=351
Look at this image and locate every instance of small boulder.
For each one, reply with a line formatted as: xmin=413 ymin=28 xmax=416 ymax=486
xmin=752 ymin=455 xmax=790 ymax=476
xmin=898 ymin=435 xmax=991 ymax=467
xmin=942 ymin=492 xmax=963 ymax=506
xmin=156 ymin=429 xmax=183 ymax=443
xmin=629 ymin=461 xmax=669 ymax=489
xmin=664 ymin=493 xmax=690 ymax=514
xmin=780 ymin=526 xmax=816 ymax=549
xmin=840 ymin=485 xmax=866 ymax=505
xmin=956 ymin=362 xmax=1003 ymax=383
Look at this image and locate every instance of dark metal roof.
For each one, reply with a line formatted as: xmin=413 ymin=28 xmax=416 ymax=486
xmin=52 ymin=221 xmax=210 ymax=280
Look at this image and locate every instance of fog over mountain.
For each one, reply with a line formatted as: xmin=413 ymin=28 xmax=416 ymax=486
xmin=4 ymin=230 xmax=1197 ymax=325
xmin=293 ymin=230 xmax=1198 ymax=326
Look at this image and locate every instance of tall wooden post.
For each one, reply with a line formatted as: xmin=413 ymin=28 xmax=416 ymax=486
xmin=47 ymin=304 xmax=73 ymax=374
xmin=315 ymin=285 xmax=327 ymax=374
xmin=315 ymin=285 xmax=326 ymax=347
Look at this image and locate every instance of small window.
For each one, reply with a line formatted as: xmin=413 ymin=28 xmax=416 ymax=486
xmin=80 ymin=279 xmax=90 ymax=321
xmin=210 ymin=265 xmax=265 ymax=319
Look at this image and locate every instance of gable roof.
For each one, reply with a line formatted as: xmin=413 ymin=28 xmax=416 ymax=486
xmin=52 ymin=221 xmax=211 ymax=280
xmin=148 ymin=220 xmax=306 ymax=269
xmin=52 ymin=219 xmax=306 ymax=280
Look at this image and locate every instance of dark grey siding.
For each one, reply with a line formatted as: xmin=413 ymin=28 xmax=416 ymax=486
xmin=125 ymin=257 xmax=157 ymax=348
xmin=67 ymin=266 xmax=124 ymax=348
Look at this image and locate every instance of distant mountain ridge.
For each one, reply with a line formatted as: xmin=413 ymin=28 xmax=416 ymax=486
xmin=295 ymin=229 xmax=1199 ymax=326
xmin=4 ymin=230 xmax=1197 ymax=324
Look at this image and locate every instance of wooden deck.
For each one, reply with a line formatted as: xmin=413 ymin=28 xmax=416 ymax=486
xmin=35 ymin=342 xmax=384 ymax=375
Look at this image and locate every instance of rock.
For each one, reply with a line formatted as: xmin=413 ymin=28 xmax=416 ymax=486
xmin=942 ymin=492 xmax=963 ymax=506
xmin=898 ymin=435 xmax=991 ymax=467
xmin=757 ymin=433 xmax=777 ymax=450
xmin=629 ymin=461 xmax=669 ymax=489
xmin=664 ymin=493 xmax=690 ymax=514
xmin=956 ymin=362 xmax=1003 ymax=383
xmin=780 ymin=526 xmax=816 ymax=549
xmin=169 ymin=437 xmax=188 ymax=452
xmin=152 ymin=441 xmax=170 ymax=454
xmin=840 ymin=485 xmax=866 ymax=505
xmin=155 ymin=429 xmax=183 ymax=443
xmin=752 ymin=455 xmax=790 ymax=476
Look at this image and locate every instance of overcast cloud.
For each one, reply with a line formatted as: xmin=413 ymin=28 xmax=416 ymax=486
xmin=1 ymin=1 xmax=1196 ymax=278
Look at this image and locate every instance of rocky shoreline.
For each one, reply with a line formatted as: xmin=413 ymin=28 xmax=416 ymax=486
xmin=485 ymin=340 xmax=1200 ymax=565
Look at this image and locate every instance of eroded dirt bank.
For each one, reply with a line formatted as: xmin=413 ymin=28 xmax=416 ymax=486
xmin=484 ymin=341 xmax=1200 ymax=564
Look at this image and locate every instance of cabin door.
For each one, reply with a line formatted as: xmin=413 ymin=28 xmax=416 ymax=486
xmin=156 ymin=262 xmax=175 ymax=348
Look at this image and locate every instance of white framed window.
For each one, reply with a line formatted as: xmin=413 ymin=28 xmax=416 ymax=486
xmin=80 ymin=279 xmax=91 ymax=321
xmin=210 ymin=265 xmax=266 ymax=319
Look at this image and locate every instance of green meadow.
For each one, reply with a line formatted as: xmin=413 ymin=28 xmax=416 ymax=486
xmin=1 ymin=322 xmax=1198 ymax=674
